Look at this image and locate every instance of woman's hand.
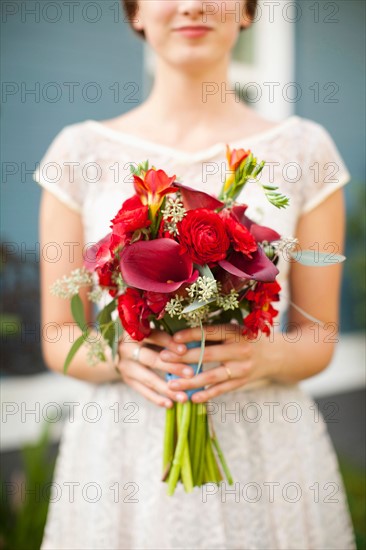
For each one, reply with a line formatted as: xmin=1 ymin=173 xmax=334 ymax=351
xmin=117 ymin=330 xmax=196 ymax=408
xmin=159 ymin=324 xmax=280 ymax=403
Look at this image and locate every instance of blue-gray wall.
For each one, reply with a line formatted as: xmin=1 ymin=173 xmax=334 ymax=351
xmin=295 ymin=0 xmax=365 ymax=182
xmin=295 ymin=0 xmax=365 ymax=331
xmin=1 ymin=0 xmax=144 ymax=246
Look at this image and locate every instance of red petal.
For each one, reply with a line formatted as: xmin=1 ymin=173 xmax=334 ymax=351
xmin=83 ymin=233 xmax=112 ymax=271
xmin=175 ymin=182 xmax=225 ymax=211
xmin=120 ymin=238 xmax=198 ymax=292
xmin=219 ymin=247 xmax=279 ymax=282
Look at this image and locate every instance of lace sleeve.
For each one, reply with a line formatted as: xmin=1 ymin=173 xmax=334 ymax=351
xmin=301 ymin=121 xmax=351 ymax=215
xmin=32 ymin=124 xmax=86 ymax=213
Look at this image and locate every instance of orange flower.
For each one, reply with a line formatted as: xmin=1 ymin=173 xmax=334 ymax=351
xmin=223 ymin=145 xmax=251 ymax=193
xmin=133 ymin=168 xmax=178 ymax=218
xmin=226 ymin=144 xmax=250 ymax=171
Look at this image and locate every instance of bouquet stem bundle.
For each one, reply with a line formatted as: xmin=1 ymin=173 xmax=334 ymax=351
xmin=162 ymin=342 xmax=233 ymax=495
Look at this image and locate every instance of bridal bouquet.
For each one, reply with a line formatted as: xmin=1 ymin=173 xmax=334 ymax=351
xmin=52 ymin=145 xmax=336 ymax=495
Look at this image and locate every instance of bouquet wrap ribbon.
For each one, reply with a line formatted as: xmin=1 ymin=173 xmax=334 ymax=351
xmin=165 ymin=341 xmax=205 ymax=399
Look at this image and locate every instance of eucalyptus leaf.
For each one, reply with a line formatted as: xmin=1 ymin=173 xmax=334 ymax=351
xmin=182 ymin=297 xmax=216 ymax=314
xmin=290 ymin=250 xmax=346 ymax=266
xmin=197 ymin=264 xmax=215 ymax=279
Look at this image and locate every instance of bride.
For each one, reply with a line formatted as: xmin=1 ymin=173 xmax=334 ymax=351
xmin=35 ymin=1 xmax=356 ymax=548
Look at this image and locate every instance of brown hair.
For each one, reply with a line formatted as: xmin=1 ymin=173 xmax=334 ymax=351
xmin=121 ymin=0 xmax=258 ymax=40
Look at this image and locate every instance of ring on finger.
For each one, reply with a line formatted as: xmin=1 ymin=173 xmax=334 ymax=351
xmin=132 ymin=345 xmax=143 ymax=363
xmin=223 ymin=365 xmax=233 ymax=380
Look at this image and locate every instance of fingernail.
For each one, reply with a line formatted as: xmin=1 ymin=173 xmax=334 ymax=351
xmin=177 ymin=344 xmax=186 ymax=353
xmin=193 ymin=394 xmax=203 ymax=402
xmin=164 ymin=400 xmax=172 ymax=408
xmin=176 ymin=393 xmax=185 ymax=402
xmin=174 ymin=334 xmax=183 ymax=341
xmin=169 ymin=381 xmax=180 ymax=389
xmin=183 ymin=367 xmax=193 ymax=377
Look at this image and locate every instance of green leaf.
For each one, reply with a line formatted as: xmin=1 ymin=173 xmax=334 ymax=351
xmin=103 ymin=322 xmax=116 ymax=350
xmin=290 ymin=250 xmax=346 ymax=266
xmin=197 ymin=264 xmax=215 ymax=279
xmin=63 ymin=334 xmax=85 ymax=374
xmin=182 ymin=297 xmax=216 ymax=314
xmin=112 ymin=317 xmax=124 ymax=359
xmin=96 ymin=299 xmax=116 ymax=325
xmin=71 ymin=294 xmax=86 ymax=330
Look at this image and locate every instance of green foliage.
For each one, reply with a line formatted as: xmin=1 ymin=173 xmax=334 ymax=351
xmin=0 ymin=424 xmax=56 ymax=550
xmin=70 ymin=294 xmax=86 ymax=330
xmin=63 ymin=334 xmax=85 ymax=374
xmin=338 ymin=457 xmax=366 ymax=550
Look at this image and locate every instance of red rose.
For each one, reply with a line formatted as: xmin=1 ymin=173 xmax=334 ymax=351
xmin=96 ymin=258 xmax=120 ymax=297
xmin=117 ymin=288 xmax=151 ymax=341
xmin=111 ymin=195 xmax=151 ymax=235
xmin=177 ymin=209 xmax=230 ymax=265
xmin=224 ymin=216 xmax=257 ymax=258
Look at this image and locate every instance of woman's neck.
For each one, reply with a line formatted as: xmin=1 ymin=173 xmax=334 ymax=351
xmin=139 ymin=55 xmax=248 ymax=142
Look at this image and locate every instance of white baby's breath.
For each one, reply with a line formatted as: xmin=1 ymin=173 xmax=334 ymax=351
xmin=85 ymin=335 xmax=109 ymax=366
xmin=50 ymin=267 xmax=93 ymax=299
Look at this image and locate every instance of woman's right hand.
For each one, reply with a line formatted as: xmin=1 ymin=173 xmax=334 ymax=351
xmin=117 ymin=330 xmax=195 ymax=408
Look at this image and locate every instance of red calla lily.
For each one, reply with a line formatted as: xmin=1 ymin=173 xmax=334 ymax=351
xmin=120 ymin=238 xmax=198 ymax=293
xmin=219 ymin=247 xmax=279 ymax=282
xmin=174 ymin=182 xmax=224 ymax=211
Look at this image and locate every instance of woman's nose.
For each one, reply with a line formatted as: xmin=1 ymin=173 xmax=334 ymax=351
xmin=177 ymin=0 xmax=205 ymax=18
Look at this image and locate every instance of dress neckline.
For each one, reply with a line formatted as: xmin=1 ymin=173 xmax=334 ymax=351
xmin=85 ymin=115 xmax=299 ymax=163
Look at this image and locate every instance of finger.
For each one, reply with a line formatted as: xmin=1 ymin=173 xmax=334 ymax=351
xmin=125 ymin=377 xmax=173 ymax=408
xmin=167 ymin=364 xmax=238 ymax=391
xmin=191 ymin=378 xmax=245 ymax=403
xmin=133 ymin=346 xmax=195 ymax=378
xmin=144 ymin=330 xmax=187 ymax=355
xmin=173 ymin=324 xmax=242 ymax=344
xmin=160 ymin=343 xmax=249 ymax=365
xmin=123 ymin=361 xmax=189 ymax=404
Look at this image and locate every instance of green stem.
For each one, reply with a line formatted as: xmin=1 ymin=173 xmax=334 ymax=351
xmin=167 ymin=401 xmax=192 ymax=495
xmin=162 ymin=405 xmax=176 ymax=480
xmin=192 ymin=403 xmax=205 ymax=484
xmin=189 ymin=403 xmax=197 ymax=482
xmin=212 ymin=433 xmax=233 ymax=485
xmin=196 ymin=404 xmax=207 ymax=487
xmin=176 ymin=402 xmax=193 ymax=493
xmin=204 ymin=435 xmax=217 ymax=482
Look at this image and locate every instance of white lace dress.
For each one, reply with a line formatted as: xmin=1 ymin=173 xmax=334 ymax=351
xmin=33 ymin=115 xmax=356 ymax=549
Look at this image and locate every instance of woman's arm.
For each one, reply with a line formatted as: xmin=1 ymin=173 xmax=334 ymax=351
xmin=270 ymin=185 xmax=346 ymax=382
xmin=40 ymin=190 xmax=121 ymax=383
xmin=160 ymin=188 xmax=346 ymax=401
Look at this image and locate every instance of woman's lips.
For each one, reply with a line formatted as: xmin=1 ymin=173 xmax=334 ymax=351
xmin=174 ymin=26 xmax=212 ymax=38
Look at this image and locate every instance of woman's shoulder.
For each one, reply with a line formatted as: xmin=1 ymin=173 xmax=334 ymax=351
xmin=285 ymin=115 xmax=337 ymax=146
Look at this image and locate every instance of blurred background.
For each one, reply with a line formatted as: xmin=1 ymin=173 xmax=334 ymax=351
xmin=1 ymin=0 xmax=365 ymax=548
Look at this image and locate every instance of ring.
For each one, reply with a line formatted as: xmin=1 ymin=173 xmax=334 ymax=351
xmin=132 ymin=345 xmax=143 ymax=363
xmin=224 ymin=366 xmax=232 ymax=380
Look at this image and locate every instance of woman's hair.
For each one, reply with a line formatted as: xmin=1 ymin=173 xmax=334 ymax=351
xmin=121 ymin=0 xmax=258 ymax=40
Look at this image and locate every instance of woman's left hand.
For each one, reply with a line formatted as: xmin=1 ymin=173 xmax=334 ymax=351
xmin=159 ymin=324 xmax=280 ymax=403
